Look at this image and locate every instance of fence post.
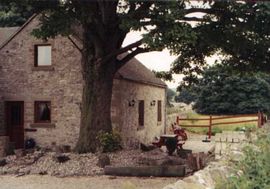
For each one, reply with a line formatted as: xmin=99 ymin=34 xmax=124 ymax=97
xmin=261 ymin=112 xmax=265 ymax=126
xmin=258 ymin=112 xmax=262 ymax=128
xmin=209 ymin=115 xmax=212 ymax=139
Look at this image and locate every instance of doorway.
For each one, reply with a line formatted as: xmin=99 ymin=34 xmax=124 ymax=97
xmin=5 ymin=101 xmax=24 ymax=149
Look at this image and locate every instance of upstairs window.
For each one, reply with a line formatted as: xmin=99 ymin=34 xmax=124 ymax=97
xmin=157 ymin=100 xmax=162 ymax=122
xmin=35 ymin=45 xmax=52 ymax=66
xmin=34 ymin=101 xmax=51 ymax=123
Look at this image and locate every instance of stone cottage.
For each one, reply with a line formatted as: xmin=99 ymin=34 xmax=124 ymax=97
xmin=0 ymin=15 xmax=167 ymax=150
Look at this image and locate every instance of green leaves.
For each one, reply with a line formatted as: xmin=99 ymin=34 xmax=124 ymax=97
xmin=170 ymin=1 xmax=270 ymax=77
xmin=31 ymin=11 xmax=74 ymax=40
xmin=0 ymin=0 xmax=34 ymax=27
xmin=175 ymin=86 xmax=198 ymax=105
xmin=190 ymin=66 xmax=270 ymax=115
xmin=96 ymin=131 xmax=122 ymax=153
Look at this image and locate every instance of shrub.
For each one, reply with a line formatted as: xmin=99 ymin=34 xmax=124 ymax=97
xmin=97 ymin=131 xmax=122 ymax=153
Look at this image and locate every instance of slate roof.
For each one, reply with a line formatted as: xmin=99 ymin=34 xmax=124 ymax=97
xmin=116 ymin=55 xmax=166 ymax=87
xmin=0 ymin=27 xmax=19 ymax=46
xmin=0 ymin=17 xmax=166 ymax=88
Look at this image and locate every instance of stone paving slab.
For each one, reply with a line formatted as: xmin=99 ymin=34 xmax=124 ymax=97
xmin=184 ymin=140 xmax=215 ymax=154
xmin=179 ymin=133 xmax=216 ymax=154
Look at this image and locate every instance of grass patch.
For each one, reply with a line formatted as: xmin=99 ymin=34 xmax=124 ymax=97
xmin=178 ymin=113 xmax=257 ymax=135
xmin=167 ymin=106 xmax=186 ymax=115
xmin=167 ymin=103 xmax=193 ymax=115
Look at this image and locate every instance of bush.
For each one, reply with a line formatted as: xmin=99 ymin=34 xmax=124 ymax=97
xmin=97 ymin=131 xmax=122 ymax=153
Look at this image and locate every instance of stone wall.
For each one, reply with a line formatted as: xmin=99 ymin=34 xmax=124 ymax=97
xmin=0 ymin=17 xmax=82 ymax=148
xmin=0 ymin=16 xmax=166 ymax=149
xmin=112 ymin=79 xmax=166 ymax=148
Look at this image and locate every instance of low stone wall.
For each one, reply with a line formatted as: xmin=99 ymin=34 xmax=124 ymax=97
xmin=163 ymin=161 xmax=232 ymax=189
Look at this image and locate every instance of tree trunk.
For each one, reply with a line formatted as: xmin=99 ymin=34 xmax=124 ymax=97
xmin=74 ymin=12 xmax=127 ymax=152
xmin=75 ymin=50 xmax=116 ymax=153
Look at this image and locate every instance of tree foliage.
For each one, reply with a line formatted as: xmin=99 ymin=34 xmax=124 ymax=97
xmin=0 ymin=1 xmax=34 ymax=27
xmin=174 ymin=87 xmax=197 ymax=105
xmin=188 ymin=65 xmax=270 ymax=115
xmin=167 ymin=88 xmax=176 ymax=102
xmin=168 ymin=1 xmax=269 ymax=87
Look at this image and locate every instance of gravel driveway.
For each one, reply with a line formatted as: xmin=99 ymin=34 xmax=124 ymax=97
xmin=0 ymin=175 xmax=179 ymax=189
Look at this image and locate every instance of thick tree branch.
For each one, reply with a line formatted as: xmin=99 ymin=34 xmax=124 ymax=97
xmin=83 ymin=23 xmax=106 ymax=58
xmin=98 ymin=1 xmax=118 ymax=25
xmin=116 ymin=47 xmax=150 ymax=70
xmin=185 ymin=8 xmax=216 ymax=15
xmin=182 ymin=17 xmax=209 ymax=22
xmin=141 ymin=18 xmax=208 ymax=24
xmin=117 ymin=39 xmax=143 ymax=55
xmin=98 ymin=39 xmax=143 ymax=64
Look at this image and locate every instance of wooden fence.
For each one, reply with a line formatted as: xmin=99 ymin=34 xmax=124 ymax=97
xmin=176 ymin=112 xmax=266 ymax=139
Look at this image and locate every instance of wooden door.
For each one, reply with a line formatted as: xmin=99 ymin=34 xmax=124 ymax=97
xmin=6 ymin=101 xmax=24 ymax=149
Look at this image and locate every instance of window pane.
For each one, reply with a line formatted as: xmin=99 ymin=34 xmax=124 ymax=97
xmin=37 ymin=46 xmax=51 ymax=66
xmin=35 ymin=102 xmax=51 ymax=122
